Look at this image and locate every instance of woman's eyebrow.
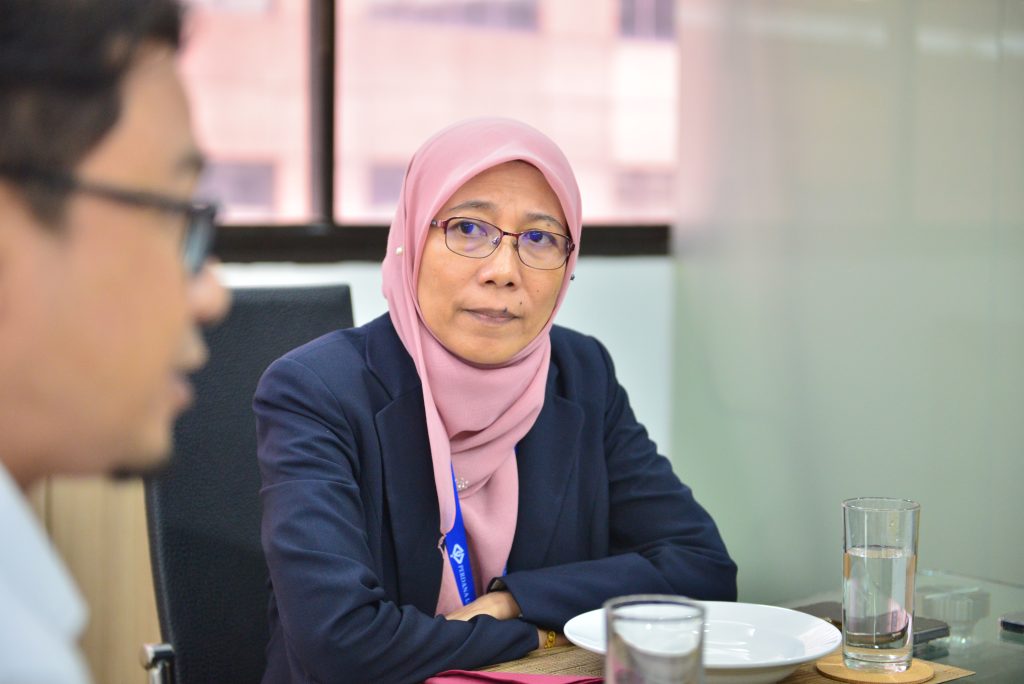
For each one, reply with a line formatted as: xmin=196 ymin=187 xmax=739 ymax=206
xmin=524 ymin=209 xmax=565 ymax=233
xmin=525 ymin=211 xmax=564 ymax=228
xmin=446 ymin=199 xmax=497 ymax=214
xmin=445 ymin=201 xmax=566 ymax=231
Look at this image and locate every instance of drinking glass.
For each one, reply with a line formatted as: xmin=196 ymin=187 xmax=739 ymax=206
xmin=604 ymin=594 xmax=705 ymax=684
xmin=842 ymin=497 xmax=921 ymax=672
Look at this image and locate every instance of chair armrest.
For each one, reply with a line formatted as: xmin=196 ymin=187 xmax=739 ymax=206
xmin=140 ymin=643 xmax=175 ymax=684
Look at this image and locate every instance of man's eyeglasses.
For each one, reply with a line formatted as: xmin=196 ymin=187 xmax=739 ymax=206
xmin=430 ymin=217 xmax=574 ymax=271
xmin=0 ymin=165 xmax=216 ymax=275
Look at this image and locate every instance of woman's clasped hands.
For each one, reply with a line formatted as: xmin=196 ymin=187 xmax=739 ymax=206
xmin=445 ymin=591 xmax=569 ymax=650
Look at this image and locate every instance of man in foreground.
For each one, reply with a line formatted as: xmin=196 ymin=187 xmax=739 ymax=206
xmin=0 ymin=1 xmax=229 ymax=680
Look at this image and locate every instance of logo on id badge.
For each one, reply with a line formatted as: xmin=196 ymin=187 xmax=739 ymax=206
xmin=450 ymin=543 xmax=466 ymax=565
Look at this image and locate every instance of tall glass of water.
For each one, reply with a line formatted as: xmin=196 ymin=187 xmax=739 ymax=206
xmin=604 ymin=595 xmax=704 ymax=684
xmin=842 ymin=497 xmax=921 ymax=672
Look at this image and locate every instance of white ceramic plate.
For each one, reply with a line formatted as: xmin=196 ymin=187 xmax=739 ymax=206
xmin=564 ymin=601 xmax=841 ymax=684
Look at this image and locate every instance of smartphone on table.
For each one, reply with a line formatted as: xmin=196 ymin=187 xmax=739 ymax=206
xmin=794 ymin=601 xmax=951 ymax=644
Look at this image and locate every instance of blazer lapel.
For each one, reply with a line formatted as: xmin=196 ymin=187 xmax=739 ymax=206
xmin=507 ymin=366 xmax=585 ymax=572
xmin=375 ymin=393 xmax=442 ymax=613
xmin=366 ymin=316 xmax=443 ymax=613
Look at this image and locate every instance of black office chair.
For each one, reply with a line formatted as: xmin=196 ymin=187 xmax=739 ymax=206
xmin=141 ymin=284 xmax=354 ymax=684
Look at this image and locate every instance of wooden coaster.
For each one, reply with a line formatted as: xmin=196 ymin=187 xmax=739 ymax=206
xmin=816 ymin=654 xmax=934 ymax=683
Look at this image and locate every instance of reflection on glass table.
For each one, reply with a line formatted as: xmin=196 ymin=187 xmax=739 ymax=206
xmin=784 ymin=570 xmax=1024 ymax=682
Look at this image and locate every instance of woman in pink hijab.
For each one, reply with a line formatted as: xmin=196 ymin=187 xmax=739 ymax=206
xmin=255 ymin=118 xmax=736 ymax=684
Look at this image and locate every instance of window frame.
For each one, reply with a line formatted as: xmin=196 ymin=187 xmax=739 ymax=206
xmin=213 ymin=223 xmax=668 ymax=262
xmin=208 ymin=0 xmax=670 ymax=263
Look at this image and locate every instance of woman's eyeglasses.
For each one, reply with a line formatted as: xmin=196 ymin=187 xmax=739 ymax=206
xmin=0 ymin=165 xmax=216 ymax=276
xmin=430 ymin=217 xmax=574 ymax=270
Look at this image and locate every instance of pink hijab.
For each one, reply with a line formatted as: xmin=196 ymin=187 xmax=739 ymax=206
xmin=381 ymin=118 xmax=582 ymax=614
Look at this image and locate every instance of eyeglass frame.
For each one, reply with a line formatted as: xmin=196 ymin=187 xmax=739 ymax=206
xmin=0 ymin=164 xmax=217 ymax=275
xmin=429 ymin=216 xmax=575 ymax=270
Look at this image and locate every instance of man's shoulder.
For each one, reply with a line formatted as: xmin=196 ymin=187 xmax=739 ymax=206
xmin=0 ymin=578 xmax=91 ymax=684
xmin=0 ymin=467 xmax=90 ymax=684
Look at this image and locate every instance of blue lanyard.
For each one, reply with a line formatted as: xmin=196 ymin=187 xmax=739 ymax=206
xmin=445 ymin=449 xmax=516 ymax=606
xmin=444 ymin=465 xmax=477 ymax=605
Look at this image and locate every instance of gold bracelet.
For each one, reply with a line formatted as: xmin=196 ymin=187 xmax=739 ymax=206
xmin=543 ymin=630 xmax=557 ymax=649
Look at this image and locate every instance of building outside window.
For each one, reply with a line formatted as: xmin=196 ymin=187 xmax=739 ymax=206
xmin=368 ymin=0 xmax=538 ymax=30
xmin=369 ymin=163 xmax=407 ymax=208
xmin=619 ymin=0 xmax=675 ymax=40
xmin=180 ymin=0 xmax=679 ymax=236
xmin=197 ymin=161 xmax=277 ymax=221
xmin=186 ymin=0 xmax=273 ymax=13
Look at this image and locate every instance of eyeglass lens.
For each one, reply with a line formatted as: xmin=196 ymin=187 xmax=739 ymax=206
xmin=443 ymin=218 xmax=569 ymax=270
xmin=182 ymin=205 xmax=217 ymax=275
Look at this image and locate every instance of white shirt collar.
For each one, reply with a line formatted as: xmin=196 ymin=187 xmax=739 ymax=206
xmin=0 ymin=461 xmax=88 ymax=643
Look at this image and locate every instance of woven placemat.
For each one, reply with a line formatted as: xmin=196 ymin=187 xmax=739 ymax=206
xmin=481 ymin=646 xmax=604 ymax=675
xmin=483 ymin=647 xmax=975 ymax=683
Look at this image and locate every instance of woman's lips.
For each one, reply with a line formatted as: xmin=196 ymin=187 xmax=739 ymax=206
xmin=464 ymin=308 xmax=519 ymax=324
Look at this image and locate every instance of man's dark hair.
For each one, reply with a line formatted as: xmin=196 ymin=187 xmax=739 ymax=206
xmin=0 ymin=0 xmax=184 ymax=223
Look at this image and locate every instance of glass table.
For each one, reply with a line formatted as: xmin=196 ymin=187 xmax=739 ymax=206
xmin=787 ymin=570 xmax=1024 ymax=682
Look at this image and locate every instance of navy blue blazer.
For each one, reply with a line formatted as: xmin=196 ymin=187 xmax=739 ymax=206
xmin=254 ymin=314 xmax=736 ymax=684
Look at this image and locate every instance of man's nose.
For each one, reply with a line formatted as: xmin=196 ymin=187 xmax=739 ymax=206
xmin=189 ymin=259 xmax=231 ymax=325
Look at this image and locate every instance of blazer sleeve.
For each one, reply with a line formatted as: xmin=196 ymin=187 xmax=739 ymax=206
xmin=496 ymin=337 xmax=738 ymax=629
xmin=254 ymin=356 xmax=537 ymax=684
